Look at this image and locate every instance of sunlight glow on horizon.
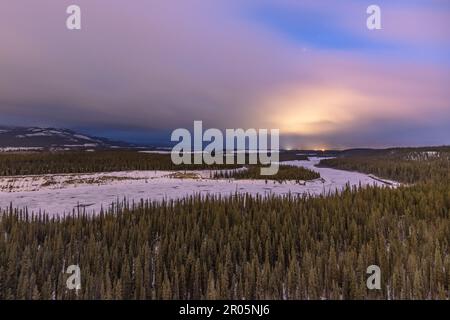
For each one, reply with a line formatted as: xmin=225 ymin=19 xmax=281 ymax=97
xmin=261 ymin=86 xmax=367 ymax=136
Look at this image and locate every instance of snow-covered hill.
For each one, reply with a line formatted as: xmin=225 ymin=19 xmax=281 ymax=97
xmin=0 ymin=127 xmax=137 ymax=151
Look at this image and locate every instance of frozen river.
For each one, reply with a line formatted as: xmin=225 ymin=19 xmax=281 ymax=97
xmin=0 ymin=157 xmax=398 ymax=216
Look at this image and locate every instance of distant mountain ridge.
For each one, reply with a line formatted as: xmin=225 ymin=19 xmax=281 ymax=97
xmin=0 ymin=126 xmax=139 ymax=150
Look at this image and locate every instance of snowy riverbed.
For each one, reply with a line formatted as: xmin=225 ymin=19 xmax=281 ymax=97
xmin=0 ymin=157 xmax=399 ymax=216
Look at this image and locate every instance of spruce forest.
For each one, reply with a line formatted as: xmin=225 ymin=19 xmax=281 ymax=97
xmin=0 ymin=148 xmax=449 ymax=300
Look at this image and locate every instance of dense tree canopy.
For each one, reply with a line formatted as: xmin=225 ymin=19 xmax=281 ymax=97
xmin=213 ymin=165 xmax=320 ymax=182
xmin=0 ymin=148 xmax=448 ymax=300
xmin=0 ymin=151 xmax=308 ymax=176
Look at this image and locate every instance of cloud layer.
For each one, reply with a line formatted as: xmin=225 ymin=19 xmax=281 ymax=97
xmin=0 ymin=0 xmax=449 ymax=148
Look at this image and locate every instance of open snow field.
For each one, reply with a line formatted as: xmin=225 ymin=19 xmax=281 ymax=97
xmin=0 ymin=157 xmax=398 ymax=216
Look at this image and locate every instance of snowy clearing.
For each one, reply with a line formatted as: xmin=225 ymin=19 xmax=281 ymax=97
xmin=0 ymin=157 xmax=399 ymax=216
xmin=0 ymin=147 xmax=44 ymax=152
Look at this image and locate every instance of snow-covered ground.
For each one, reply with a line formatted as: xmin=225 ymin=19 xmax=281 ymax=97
xmin=0 ymin=157 xmax=399 ymax=216
xmin=0 ymin=147 xmax=44 ymax=152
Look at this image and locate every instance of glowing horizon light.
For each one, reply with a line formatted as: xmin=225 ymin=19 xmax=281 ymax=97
xmin=260 ymin=87 xmax=368 ymax=136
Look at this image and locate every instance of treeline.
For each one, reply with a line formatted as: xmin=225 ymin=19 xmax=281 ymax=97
xmin=339 ymin=146 xmax=450 ymax=158
xmin=0 ymin=151 xmax=242 ymax=176
xmin=214 ymin=165 xmax=320 ymax=182
xmin=0 ymin=178 xmax=449 ymax=300
xmin=318 ymin=154 xmax=450 ymax=184
xmin=0 ymin=151 xmax=310 ymax=176
xmin=278 ymin=152 xmax=309 ymax=162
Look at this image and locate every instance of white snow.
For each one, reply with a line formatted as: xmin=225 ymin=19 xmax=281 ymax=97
xmin=139 ymin=150 xmax=172 ymax=154
xmin=62 ymin=143 xmax=98 ymax=147
xmin=12 ymin=129 xmax=96 ymax=141
xmin=0 ymin=157 xmax=399 ymax=216
xmin=23 ymin=132 xmax=53 ymax=137
xmin=407 ymin=151 xmax=440 ymax=161
xmin=47 ymin=130 xmax=66 ymax=135
xmin=73 ymin=134 xmax=94 ymax=141
xmin=19 ymin=129 xmax=65 ymax=137
xmin=0 ymin=147 xmax=44 ymax=152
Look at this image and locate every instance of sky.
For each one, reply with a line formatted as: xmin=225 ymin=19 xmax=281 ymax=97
xmin=0 ymin=0 xmax=449 ymax=149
